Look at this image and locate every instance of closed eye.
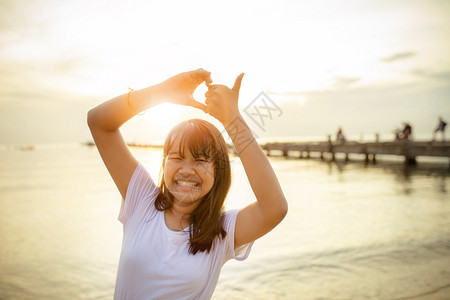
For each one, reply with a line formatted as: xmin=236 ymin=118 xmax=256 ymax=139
xmin=167 ymin=150 xmax=183 ymax=160
xmin=168 ymin=155 xmax=182 ymax=160
xmin=195 ymin=155 xmax=210 ymax=162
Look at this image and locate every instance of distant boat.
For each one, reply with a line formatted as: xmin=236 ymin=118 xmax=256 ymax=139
xmin=82 ymin=141 xmax=96 ymax=147
xmin=82 ymin=141 xmax=164 ymax=149
xmin=126 ymin=142 xmax=163 ymax=149
xmin=14 ymin=145 xmax=35 ymax=151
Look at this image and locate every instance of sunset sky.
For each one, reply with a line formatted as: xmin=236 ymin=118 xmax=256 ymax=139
xmin=0 ymin=0 xmax=449 ymax=144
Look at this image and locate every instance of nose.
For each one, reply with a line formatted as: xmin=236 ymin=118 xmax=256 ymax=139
xmin=178 ymin=161 xmax=196 ymax=176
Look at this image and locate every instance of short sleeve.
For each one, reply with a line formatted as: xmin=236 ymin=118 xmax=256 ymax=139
xmin=223 ymin=209 xmax=254 ymax=262
xmin=118 ymin=163 xmax=160 ymax=224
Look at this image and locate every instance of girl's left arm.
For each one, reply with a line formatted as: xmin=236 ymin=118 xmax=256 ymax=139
xmin=205 ymin=74 xmax=288 ymax=248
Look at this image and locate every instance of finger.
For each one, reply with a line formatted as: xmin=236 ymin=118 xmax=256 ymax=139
xmin=232 ymin=73 xmax=245 ymax=93
xmin=205 ymin=90 xmax=216 ymax=97
xmin=205 ymin=73 xmax=213 ymax=87
xmin=205 ymin=76 xmax=213 ymax=87
xmin=205 ymin=95 xmax=216 ymax=105
xmin=189 ymin=100 xmax=207 ymax=113
xmin=193 ymin=68 xmax=211 ymax=82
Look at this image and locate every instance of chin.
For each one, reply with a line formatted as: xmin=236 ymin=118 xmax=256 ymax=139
xmin=170 ymin=191 xmax=204 ymax=206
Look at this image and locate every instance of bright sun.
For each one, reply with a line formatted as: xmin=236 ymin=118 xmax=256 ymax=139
xmin=144 ymin=83 xmax=208 ymax=120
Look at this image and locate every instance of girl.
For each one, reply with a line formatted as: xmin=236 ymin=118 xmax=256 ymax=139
xmin=87 ymin=68 xmax=288 ymax=299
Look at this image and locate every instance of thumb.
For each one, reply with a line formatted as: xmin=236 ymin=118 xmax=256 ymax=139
xmin=232 ymin=73 xmax=245 ymax=94
xmin=189 ymin=98 xmax=207 ymax=113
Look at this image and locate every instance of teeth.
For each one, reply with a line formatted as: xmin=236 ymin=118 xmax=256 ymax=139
xmin=177 ymin=181 xmax=198 ymax=187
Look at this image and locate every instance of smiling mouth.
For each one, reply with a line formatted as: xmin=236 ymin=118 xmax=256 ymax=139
xmin=176 ymin=180 xmax=200 ymax=188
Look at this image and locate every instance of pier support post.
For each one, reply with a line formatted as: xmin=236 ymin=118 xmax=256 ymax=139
xmin=327 ymin=134 xmax=334 ymax=162
xmin=405 ymin=156 xmax=417 ymax=165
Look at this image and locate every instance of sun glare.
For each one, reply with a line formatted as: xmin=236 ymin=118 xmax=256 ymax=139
xmin=141 ymin=102 xmax=208 ymax=132
xmin=143 ymin=103 xmax=184 ymax=123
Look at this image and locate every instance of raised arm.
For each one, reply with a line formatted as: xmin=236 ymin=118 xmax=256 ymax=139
xmin=205 ymin=74 xmax=288 ymax=248
xmin=87 ymin=69 xmax=212 ymax=199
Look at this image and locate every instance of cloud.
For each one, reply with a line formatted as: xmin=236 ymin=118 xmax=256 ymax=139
xmin=332 ymin=77 xmax=361 ymax=89
xmin=267 ymin=76 xmax=362 ymax=94
xmin=381 ymin=51 xmax=416 ymax=63
xmin=410 ymin=68 xmax=450 ymax=81
xmin=256 ymin=80 xmax=450 ymax=141
xmin=0 ymin=0 xmax=24 ymax=29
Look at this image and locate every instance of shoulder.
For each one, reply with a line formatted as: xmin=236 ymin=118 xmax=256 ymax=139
xmin=221 ymin=209 xmax=254 ymax=261
xmin=223 ymin=209 xmax=239 ymax=232
xmin=127 ymin=163 xmax=158 ymax=195
xmin=119 ymin=163 xmax=160 ymax=224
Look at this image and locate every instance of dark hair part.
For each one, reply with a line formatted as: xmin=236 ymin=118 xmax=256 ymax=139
xmin=155 ymin=119 xmax=231 ymax=255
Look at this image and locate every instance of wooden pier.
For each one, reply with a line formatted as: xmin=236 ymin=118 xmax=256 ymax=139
xmin=261 ymin=140 xmax=450 ymax=165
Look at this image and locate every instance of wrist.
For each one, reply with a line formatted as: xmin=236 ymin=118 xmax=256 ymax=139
xmin=221 ymin=110 xmax=242 ymax=128
xmin=223 ymin=113 xmax=257 ymax=154
xmin=223 ymin=112 xmax=249 ymax=135
xmin=135 ymin=84 xmax=165 ymax=108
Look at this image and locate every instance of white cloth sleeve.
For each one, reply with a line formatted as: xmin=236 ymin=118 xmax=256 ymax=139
xmin=223 ymin=209 xmax=254 ymax=261
xmin=118 ymin=163 xmax=160 ymax=224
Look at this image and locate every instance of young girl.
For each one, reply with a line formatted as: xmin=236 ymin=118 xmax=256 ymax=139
xmin=87 ymin=68 xmax=288 ymax=299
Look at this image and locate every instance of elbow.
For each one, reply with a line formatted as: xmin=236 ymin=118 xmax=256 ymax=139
xmin=278 ymin=198 xmax=288 ymax=221
xmin=87 ymin=108 xmax=96 ymax=130
xmin=269 ymin=197 xmax=288 ymax=226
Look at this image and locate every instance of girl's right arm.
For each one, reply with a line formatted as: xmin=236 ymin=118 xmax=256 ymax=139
xmin=87 ymin=69 xmax=212 ymax=199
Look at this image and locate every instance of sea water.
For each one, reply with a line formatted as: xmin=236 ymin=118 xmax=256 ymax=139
xmin=0 ymin=144 xmax=449 ymax=299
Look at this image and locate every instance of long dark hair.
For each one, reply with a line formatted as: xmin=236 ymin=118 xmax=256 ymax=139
xmin=155 ymin=119 xmax=232 ymax=255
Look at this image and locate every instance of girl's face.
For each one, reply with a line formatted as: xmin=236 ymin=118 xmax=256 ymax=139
xmin=163 ymin=136 xmax=215 ymax=207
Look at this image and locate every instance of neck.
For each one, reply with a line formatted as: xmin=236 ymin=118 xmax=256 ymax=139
xmin=164 ymin=198 xmax=200 ymax=230
xmin=169 ymin=203 xmax=194 ymax=219
xmin=165 ymin=205 xmax=193 ymax=231
xmin=170 ymin=194 xmax=202 ymax=215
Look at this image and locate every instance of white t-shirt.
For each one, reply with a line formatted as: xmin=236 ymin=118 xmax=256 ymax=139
xmin=114 ymin=163 xmax=253 ymax=300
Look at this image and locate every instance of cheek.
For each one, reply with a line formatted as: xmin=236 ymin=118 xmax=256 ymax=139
xmin=163 ymin=162 xmax=175 ymax=184
xmin=203 ymin=166 xmax=215 ymax=190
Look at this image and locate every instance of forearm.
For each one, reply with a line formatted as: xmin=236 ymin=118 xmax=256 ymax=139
xmin=87 ymin=84 xmax=163 ymax=132
xmin=226 ymin=114 xmax=287 ymax=216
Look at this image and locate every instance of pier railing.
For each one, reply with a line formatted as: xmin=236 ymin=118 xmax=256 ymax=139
xmin=261 ymin=140 xmax=450 ymax=164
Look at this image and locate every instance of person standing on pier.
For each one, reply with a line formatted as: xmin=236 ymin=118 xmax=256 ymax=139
xmin=401 ymin=122 xmax=412 ymax=140
xmin=432 ymin=116 xmax=447 ymax=141
xmin=336 ymin=127 xmax=346 ymax=143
